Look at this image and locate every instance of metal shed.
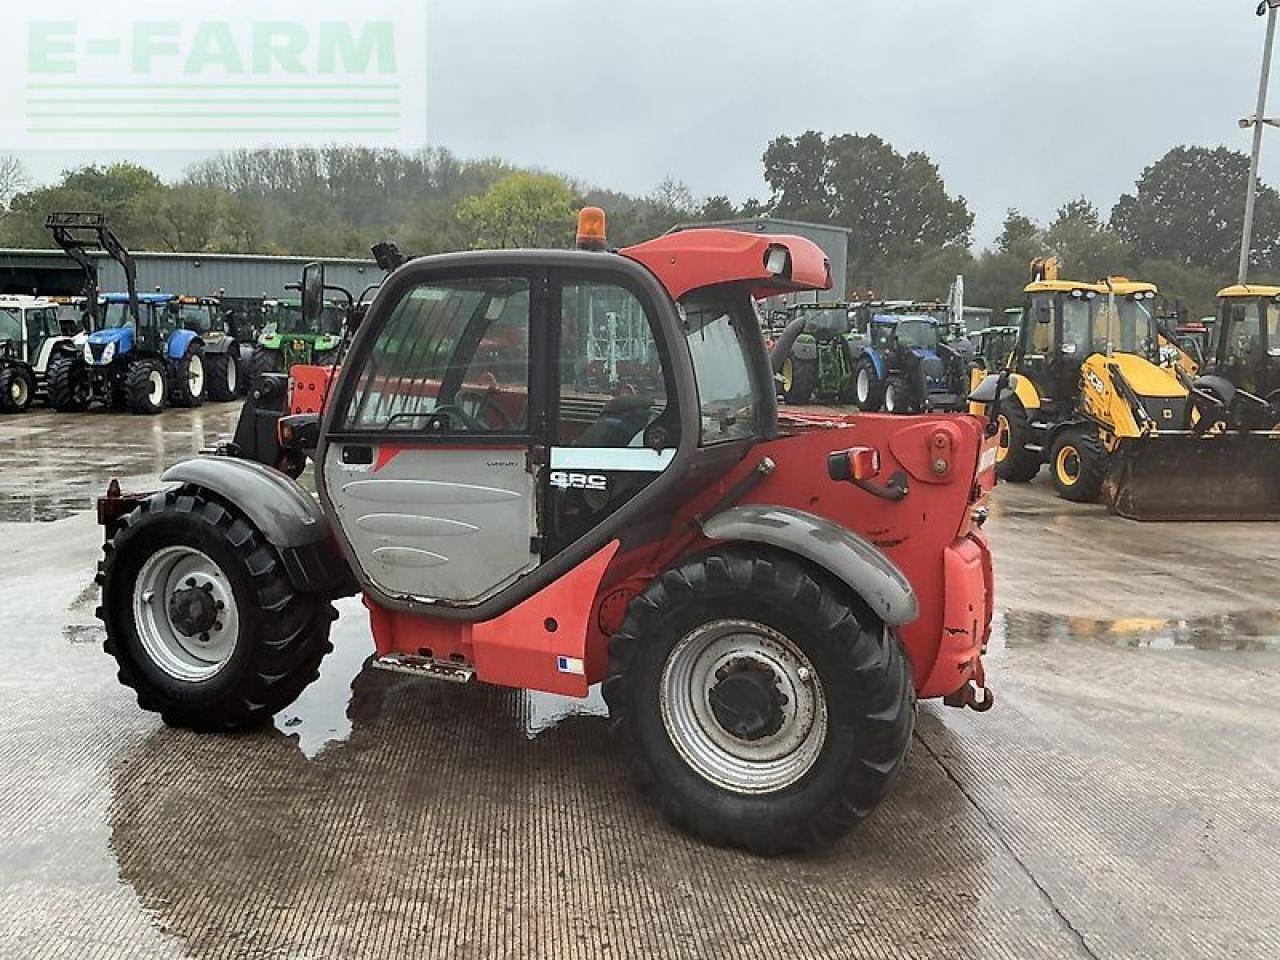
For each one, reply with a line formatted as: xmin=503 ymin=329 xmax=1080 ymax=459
xmin=0 ymin=248 xmax=379 ymax=300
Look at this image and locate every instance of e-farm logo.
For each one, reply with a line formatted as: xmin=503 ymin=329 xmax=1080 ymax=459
xmin=4 ymin=1 xmax=427 ymax=148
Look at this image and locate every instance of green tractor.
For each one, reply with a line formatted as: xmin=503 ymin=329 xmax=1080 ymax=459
xmin=772 ymin=303 xmax=859 ymax=404
xmin=248 ymin=296 xmax=347 ymax=385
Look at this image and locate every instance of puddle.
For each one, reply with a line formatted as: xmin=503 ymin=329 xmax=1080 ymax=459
xmin=63 ymin=623 xmax=105 ymax=645
xmin=520 ymin=686 xmax=609 ymax=739
xmin=996 ymin=608 xmax=1280 ymax=652
xmin=273 ymin=626 xmax=370 ymax=759
xmin=0 ymin=494 xmax=97 ymax=523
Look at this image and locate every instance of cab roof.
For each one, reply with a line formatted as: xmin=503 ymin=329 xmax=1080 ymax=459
xmin=1024 ymin=279 xmax=1104 ymax=295
xmin=1217 ymin=283 xmax=1280 ymax=299
xmin=99 ymin=293 xmax=216 ymax=304
xmin=622 ymin=228 xmax=831 ymax=301
xmin=1100 ymin=277 xmax=1158 ymax=296
xmin=0 ymin=295 xmax=57 ymax=308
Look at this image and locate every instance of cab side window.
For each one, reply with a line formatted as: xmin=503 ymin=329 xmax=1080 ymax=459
xmin=557 ymin=280 xmax=668 ymax=448
xmin=341 ymin=276 xmax=531 ymax=433
xmin=680 ymin=288 xmax=757 ymax=445
xmin=1028 ymin=296 xmax=1055 ymax=354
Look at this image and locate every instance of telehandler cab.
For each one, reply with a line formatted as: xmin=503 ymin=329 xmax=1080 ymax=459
xmin=95 ymin=210 xmax=998 ymax=854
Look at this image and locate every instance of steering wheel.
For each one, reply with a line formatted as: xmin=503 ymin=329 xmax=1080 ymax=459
xmin=456 ymin=389 xmax=517 ymax=430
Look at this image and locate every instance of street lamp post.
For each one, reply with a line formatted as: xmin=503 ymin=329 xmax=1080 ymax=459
xmin=1239 ymin=0 xmax=1280 ymax=285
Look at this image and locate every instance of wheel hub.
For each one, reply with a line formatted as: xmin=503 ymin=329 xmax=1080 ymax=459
xmin=167 ymin=582 xmax=218 ymax=637
xmin=708 ymin=659 xmax=787 ymax=742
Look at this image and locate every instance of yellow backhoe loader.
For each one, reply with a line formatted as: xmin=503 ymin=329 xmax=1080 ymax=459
xmin=972 ymin=260 xmax=1280 ymax=520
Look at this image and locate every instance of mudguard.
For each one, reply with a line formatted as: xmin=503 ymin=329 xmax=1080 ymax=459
xmin=201 ymin=333 xmax=235 ymax=356
xmin=853 ymin=346 xmax=885 ymax=379
xmin=701 ymin=504 xmax=918 ymax=626
xmin=165 ymin=328 xmax=200 ymax=361
xmin=162 ymin=456 xmax=329 ymax=548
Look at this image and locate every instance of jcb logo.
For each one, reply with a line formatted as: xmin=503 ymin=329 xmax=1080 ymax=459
xmin=1084 ymin=370 xmax=1107 ymax=395
xmin=550 ymin=471 xmax=607 ymax=492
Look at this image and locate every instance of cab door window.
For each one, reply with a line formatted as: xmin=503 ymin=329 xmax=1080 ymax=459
xmin=340 ymin=276 xmax=531 ymax=433
xmin=550 ymin=278 xmax=675 ymax=554
xmin=1026 ymin=295 xmax=1055 ymax=355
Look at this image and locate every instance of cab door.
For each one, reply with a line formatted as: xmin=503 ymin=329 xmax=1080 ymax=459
xmin=319 ymin=271 xmax=545 ymax=606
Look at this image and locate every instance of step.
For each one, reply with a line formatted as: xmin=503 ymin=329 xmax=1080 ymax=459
xmin=371 ymin=653 xmax=475 ymax=684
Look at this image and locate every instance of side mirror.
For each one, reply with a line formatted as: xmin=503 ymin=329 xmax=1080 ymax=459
xmin=969 ymin=373 xmax=1016 ymax=405
xmin=301 ymin=262 xmax=325 ymax=330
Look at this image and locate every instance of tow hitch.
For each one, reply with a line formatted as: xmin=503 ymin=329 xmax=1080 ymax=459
xmin=944 ymin=681 xmax=995 ymax=712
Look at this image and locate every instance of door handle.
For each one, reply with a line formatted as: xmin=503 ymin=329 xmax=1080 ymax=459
xmin=342 ymin=445 xmax=373 ymax=465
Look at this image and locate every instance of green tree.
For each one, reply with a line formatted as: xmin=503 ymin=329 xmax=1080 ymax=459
xmin=456 ymin=172 xmax=578 ymax=250
xmin=763 ymin=131 xmax=973 ymax=292
xmin=995 ymin=209 xmax=1040 ymax=254
xmin=1111 ymin=146 xmax=1280 ymax=274
xmin=1045 ymin=198 xmax=1133 ymax=281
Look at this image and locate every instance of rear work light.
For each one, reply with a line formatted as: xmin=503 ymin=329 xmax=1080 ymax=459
xmin=827 ymin=446 xmax=881 ymax=482
xmin=764 ymin=244 xmax=792 ymax=277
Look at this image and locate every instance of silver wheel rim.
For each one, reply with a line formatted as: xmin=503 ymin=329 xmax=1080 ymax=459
xmin=225 ymin=356 xmax=238 ymax=394
xmin=885 ymin=384 xmax=898 ymax=412
xmin=187 ymin=355 xmax=204 ymax=397
xmin=10 ymin=376 xmax=27 ymax=406
xmin=148 ymin=370 xmax=165 ymax=406
xmin=132 ymin=546 xmax=240 ymax=682
xmin=856 ymin=367 xmax=870 ymax=403
xmin=660 ymin=619 xmax=827 ymax=794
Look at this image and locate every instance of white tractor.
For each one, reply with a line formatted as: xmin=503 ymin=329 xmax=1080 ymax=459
xmin=0 ymin=295 xmax=84 ymax=413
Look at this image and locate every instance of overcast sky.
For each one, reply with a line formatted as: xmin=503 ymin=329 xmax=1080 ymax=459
xmin=11 ymin=0 xmax=1280 ymax=247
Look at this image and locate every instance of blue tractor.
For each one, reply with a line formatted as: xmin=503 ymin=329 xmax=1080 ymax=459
xmin=44 ymin=214 xmax=209 ymax=415
xmin=846 ymin=312 xmax=973 ymax=414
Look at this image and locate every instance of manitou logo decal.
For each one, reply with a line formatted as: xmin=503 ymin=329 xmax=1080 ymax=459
xmin=5 ymin=1 xmax=427 ymax=148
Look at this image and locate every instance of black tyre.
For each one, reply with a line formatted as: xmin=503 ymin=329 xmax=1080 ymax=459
xmin=126 ymin=359 xmax=167 ymax=415
xmin=779 ymin=355 xmax=817 ymax=404
xmin=604 ymin=548 xmax=915 ymax=855
xmin=205 ymin=343 xmax=241 ymax=402
xmin=994 ymin=400 xmax=1041 ymax=483
xmin=170 ymin=343 xmax=206 ymax=408
xmin=1049 ymin=428 xmax=1106 ymax=503
xmin=47 ymin=354 xmax=91 ymax=412
xmin=852 ymin=356 xmax=885 ymax=411
xmin=882 ymin=375 xmax=915 ymax=414
xmin=0 ymin=364 xmax=34 ymax=413
xmin=97 ymin=488 xmax=335 ymax=731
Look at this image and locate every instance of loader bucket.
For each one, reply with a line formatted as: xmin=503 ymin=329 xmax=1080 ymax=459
xmin=1103 ymin=434 xmax=1280 ymax=521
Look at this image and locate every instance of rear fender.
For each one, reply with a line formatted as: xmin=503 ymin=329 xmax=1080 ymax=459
xmin=701 ymin=504 xmax=917 ymax=626
xmin=166 ymin=328 xmax=200 ymax=361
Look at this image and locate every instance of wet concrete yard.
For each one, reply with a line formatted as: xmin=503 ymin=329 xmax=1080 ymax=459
xmin=2 ymin=407 xmax=1279 ymax=958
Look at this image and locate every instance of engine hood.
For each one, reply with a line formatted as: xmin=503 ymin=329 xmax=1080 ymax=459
xmin=88 ymin=327 xmax=134 ymax=351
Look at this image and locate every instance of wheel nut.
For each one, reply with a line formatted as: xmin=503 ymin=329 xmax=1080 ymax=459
xmin=201 ymin=583 xmax=214 ymax=593
xmin=185 ymin=578 xmax=196 ymax=587
xmin=797 ymin=666 xmax=812 ymax=682
xmin=199 ymin=632 xmax=210 ymax=644
xmin=215 ymin=600 xmax=224 ymax=610
xmin=213 ymin=621 xmax=223 ymax=632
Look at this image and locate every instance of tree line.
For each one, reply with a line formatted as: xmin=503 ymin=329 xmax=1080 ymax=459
xmin=2 ymin=134 xmax=1278 ymax=317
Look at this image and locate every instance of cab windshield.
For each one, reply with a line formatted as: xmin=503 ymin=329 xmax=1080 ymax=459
xmin=270 ymin=301 xmax=345 ymax=335
xmin=1098 ymin=296 xmax=1158 ymax=356
xmin=895 ymin=318 xmax=939 ymax=350
xmin=1222 ymin=299 xmax=1280 ymax=363
xmin=162 ymin=302 xmax=216 ymax=334
xmin=101 ymin=302 xmax=138 ymax=329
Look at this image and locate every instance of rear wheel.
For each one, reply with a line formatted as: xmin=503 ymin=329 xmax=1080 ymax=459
xmin=995 ymin=400 xmax=1041 ymax=483
xmin=0 ymin=365 xmax=34 ymax=413
xmin=853 ymin=357 xmax=884 ymax=411
xmin=47 ymin=354 xmax=91 ymax=412
xmin=604 ymin=548 xmax=914 ymax=855
xmin=205 ymin=344 xmax=240 ymax=402
xmin=1049 ymin=428 xmax=1106 ymax=503
xmin=248 ymin=347 xmax=279 ymax=393
xmin=98 ymin=488 xmax=335 ymax=731
xmin=779 ymin=355 xmax=817 ymax=404
xmin=127 ymin=359 xmax=167 ymax=415
xmin=170 ymin=344 xmax=206 ymax=408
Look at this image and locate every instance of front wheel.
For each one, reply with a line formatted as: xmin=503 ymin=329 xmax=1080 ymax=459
xmin=126 ymin=359 xmax=167 ymax=415
xmin=883 ymin=375 xmax=915 ymax=414
xmin=170 ymin=344 xmax=206 ymax=408
xmin=0 ymin=365 xmax=35 ymax=413
xmin=994 ymin=400 xmax=1041 ymax=483
xmin=248 ymin=347 xmax=280 ymax=393
xmin=98 ymin=488 xmax=335 ymax=730
xmin=604 ymin=548 xmax=914 ymax=855
xmin=1049 ymin=428 xmax=1106 ymax=503
xmin=47 ymin=354 xmax=91 ymax=412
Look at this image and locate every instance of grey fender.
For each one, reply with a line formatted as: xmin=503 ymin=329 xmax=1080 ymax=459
xmin=701 ymin=504 xmax=918 ymax=626
xmin=162 ymin=456 xmax=329 ymax=548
